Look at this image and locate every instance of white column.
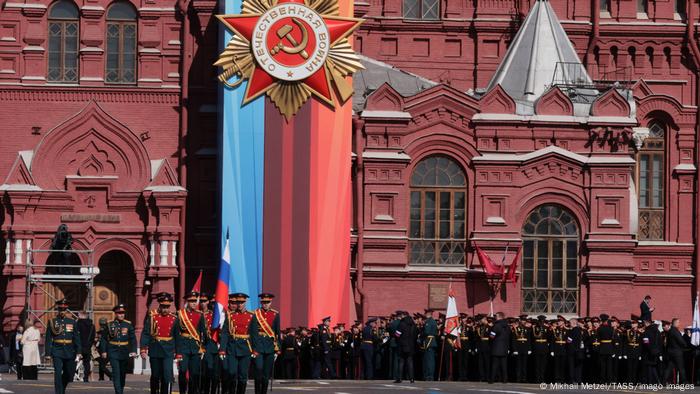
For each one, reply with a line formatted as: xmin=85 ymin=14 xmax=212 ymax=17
xmin=159 ymin=240 xmax=169 ymax=266
xmin=171 ymin=241 xmax=177 ymax=266
xmin=3 ymin=239 xmax=10 ymax=265
xmin=149 ymin=240 xmax=156 ymax=267
xmin=14 ymin=239 xmax=22 ymax=265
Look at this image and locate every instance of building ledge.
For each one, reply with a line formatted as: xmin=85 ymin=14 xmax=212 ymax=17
xmin=362 ymin=151 xmax=411 ymax=161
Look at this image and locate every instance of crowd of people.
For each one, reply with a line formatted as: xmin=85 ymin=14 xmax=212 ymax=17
xmin=4 ymin=292 xmax=699 ymax=394
xmin=277 ymin=309 xmax=698 ymax=385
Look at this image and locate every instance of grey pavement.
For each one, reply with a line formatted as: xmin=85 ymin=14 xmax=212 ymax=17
xmin=0 ymin=374 xmax=695 ymax=393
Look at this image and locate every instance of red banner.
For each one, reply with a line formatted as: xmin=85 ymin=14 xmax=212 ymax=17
xmin=475 ymin=245 xmax=504 ymax=275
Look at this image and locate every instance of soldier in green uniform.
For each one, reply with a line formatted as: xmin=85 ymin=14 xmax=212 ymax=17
xmin=45 ymin=298 xmax=82 ymax=394
xmin=141 ymin=292 xmax=178 ymax=394
xmin=250 ymin=293 xmax=281 ymax=394
xmin=175 ymin=291 xmax=207 ymax=394
xmin=422 ymin=309 xmax=438 ymax=381
xmin=100 ymin=303 xmax=136 ymax=394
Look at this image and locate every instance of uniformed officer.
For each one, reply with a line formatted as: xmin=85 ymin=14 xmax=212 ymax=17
xmin=281 ymin=327 xmax=298 ymax=379
xmin=532 ymin=315 xmax=549 ymax=382
xmin=141 ymin=292 xmax=178 ymax=394
xmin=360 ymin=317 xmax=376 ymax=379
xmin=457 ymin=314 xmax=472 ymax=381
xmin=552 ymin=315 xmax=568 ymax=383
xmin=250 ymin=292 xmax=281 ymax=394
xmin=422 ymin=309 xmax=438 ymax=381
xmin=100 ymin=303 xmax=136 ymax=394
xmin=625 ymin=318 xmax=642 ymax=383
xmin=597 ymin=313 xmax=614 ymax=383
xmin=319 ymin=316 xmax=334 ymax=378
xmin=199 ymin=293 xmax=220 ymax=394
xmin=219 ymin=293 xmax=254 ymax=394
xmin=45 ymin=298 xmax=82 ymax=394
xmin=176 ymin=291 xmax=207 ymax=394
xmin=476 ymin=315 xmax=492 ymax=382
xmin=512 ymin=315 xmax=531 ymax=383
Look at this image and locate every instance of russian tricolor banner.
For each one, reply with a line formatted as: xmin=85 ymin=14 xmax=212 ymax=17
xmin=212 ymin=234 xmax=231 ymax=330
xmin=218 ymin=0 xmax=355 ymax=326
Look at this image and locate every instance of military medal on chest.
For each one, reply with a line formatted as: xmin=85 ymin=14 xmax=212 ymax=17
xmin=215 ymin=0 xmax=363 ymax=119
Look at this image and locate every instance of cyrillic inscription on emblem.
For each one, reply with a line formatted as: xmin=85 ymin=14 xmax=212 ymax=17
xmin=252 ymin=3 xmax=330 ymax=82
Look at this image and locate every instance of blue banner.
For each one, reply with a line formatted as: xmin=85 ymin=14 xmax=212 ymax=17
xmin=218 ymin=0 xmax=265 ymax=309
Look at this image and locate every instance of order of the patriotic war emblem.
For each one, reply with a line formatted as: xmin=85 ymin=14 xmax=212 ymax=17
xmin=216 ymin=0 xmax=364 ymax=119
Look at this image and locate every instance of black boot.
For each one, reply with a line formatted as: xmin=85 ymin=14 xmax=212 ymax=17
xmin=261 ymin=380 xmax=268 ymax=394
xmin=254 ymin=379 xmax=261 ymax=394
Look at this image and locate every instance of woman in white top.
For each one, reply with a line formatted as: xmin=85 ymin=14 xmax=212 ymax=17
xmin=21 ymin=320 xmax=42 ymax=380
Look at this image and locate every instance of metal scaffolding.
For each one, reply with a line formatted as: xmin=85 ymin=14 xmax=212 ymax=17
xmin=25 ymin=248 xmax=98 ymax=324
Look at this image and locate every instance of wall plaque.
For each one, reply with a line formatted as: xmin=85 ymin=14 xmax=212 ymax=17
xmin=428 ymin=283 xmax=448 ymax=310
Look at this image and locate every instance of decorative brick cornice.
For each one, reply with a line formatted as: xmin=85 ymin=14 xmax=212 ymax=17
xmin=0 ymin=86 xmax=179 ymax=104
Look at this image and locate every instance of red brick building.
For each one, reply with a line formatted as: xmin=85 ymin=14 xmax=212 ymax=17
xmin=351 ymin=0 xmax=700 ymax=323
xmin=0 ymin=0 xmax=219 ymax=332
xmin=1 ymin=0 xmax=699 ymax=332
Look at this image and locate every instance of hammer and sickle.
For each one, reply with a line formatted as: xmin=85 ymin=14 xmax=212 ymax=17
xmin=270 ymin=18 xmax=310 ymax=59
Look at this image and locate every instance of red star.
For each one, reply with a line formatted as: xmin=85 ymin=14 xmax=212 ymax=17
xmin=219 ymin=0 xmax=362 ymax=106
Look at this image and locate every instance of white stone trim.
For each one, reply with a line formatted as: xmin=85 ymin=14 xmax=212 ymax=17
xmin=472 ymin=146 xmax=636 ymax=165
xmin=14 ymin=239 xmax=22 ymax=265
xmin=674 ymin=163 xmax=697 ymax=171
xmin=4 ymin=241 xmax=10 ymax=265
xmin=149 ymin=240 xmax=156 ymax=267
xmin=171 ymin=241 xmax=177 ymax=266
xmin=472 ymin=113 xmax=636 ymax=125
xmin=362 ymin=151 xmax=411 ymax=161
xmin=159 ymin=240 xmax=169 ymax=266
xmin=360 ymin=110 xmax=412 ymax=119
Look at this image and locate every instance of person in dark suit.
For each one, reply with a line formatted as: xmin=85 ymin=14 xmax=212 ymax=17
xmin=640 ymin=296 xmax=654 ymax=322
xmin=77 ymin=312 xmax=96 ymax=382
xmin=489 ymin=312 xmax=510 ymax=384
xmin=394 ymin=313 xmax=417 ymax=383
xmin=567 ymin=317 xmax=584 ymax=384
xmin=664 ymin=318 xmax=688 ymax=383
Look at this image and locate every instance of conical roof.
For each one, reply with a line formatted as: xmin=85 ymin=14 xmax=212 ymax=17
xmin=486 ymin=0 xmax=591 ymax=103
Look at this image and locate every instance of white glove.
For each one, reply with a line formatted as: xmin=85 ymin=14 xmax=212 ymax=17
xmin=513 ymin=351 xmax=518 ymax=355
xmin=474 ymin=349 xmax=478 ymax=353
xmin=623 ymin=355 xmax=627 ymax=359
xmin=618 ymin=356 xmax=623 ymax=360
xmin=129 ymin=352 xmax=137 ymax=358
xmin=659 ymin=356 xmax=663 ymax=361
xmin=639 ymin=356 xmax=642 ymax=361
xmin=528 ymin=351 xmax=532 ymax=355
xmin=550 ymin=352 xmax=554 ymax=356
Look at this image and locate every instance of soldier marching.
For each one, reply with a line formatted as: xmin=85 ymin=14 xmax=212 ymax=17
xmin=99 ymin=303 xmax=136 ymax=394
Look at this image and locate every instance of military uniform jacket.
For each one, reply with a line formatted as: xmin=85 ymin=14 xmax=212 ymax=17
xmin=202 ymin=310 xmax=219 ymax=354
xmin=422 ymin=318 xmax=438 ymax=350
xmin=175 ymin=308 xmax=207 ymax=356
xmin=597 ymin=324 xmax=614 ymax=355
xmin=219 ymin=309 xmax=254 ymax=357
xmin=387 ymin=319 xmax=399 ymax=349
xmin=551 ymin=327 xmax=567 ymax=356
xmin=281 ymin=335 xmax=298 ymax=360
xmin=100 ymin=319 xmax=136 ymax=359
xmin=477 ymin=325 xmax=492 ymax=353
xmin=46 ymin=316 xmax=82 ymax=358
xmin=567 ymin=326 xmax=584 ymax=359
xmin=532 ymin=325 xmax=549 ymax=354
xmin=319 ymin=327 xmax=331 ymax=353
xmin=141 ymin=310 xmax=178 ymax=358
xmin=625 ymin=329 xmax=642 ymax=358
xmin=250 ymin=308 xmax=280 ymax=354
xmin=512 ymin=326 xmax=531 ymax=353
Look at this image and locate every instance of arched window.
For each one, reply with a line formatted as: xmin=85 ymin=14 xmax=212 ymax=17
xmin=106 ymin=2 xmax=137 ymax=83
xmin=409 ymin=156 xmax=466 ymax=265
xmin=48 ymin=0 xmax=79 ymax=82
xmin=637 ymin=121 xmax=665 ymax=240
xmin=521 ymin=205 xmax=579 ymax=314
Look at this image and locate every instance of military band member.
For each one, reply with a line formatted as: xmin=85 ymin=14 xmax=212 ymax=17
xmin=319 ymin=316 xmax=334 ymax=378
xmin=45 ymin=298 xmax=82 ymax=394
xmin=100 ymin=303 xmax=136 ymax=394
xmin=219 ymin=293 xmax=254 ymax=394
xmin=141 ymin=292 xmax=177 ymax=394
xmin=457 ymin=315 xmax=472 ymax=381
xmin=512 ymin=315 xmax=531 ymax=383
xmin=552 ymin=315 xmax=568 ymax=383
xmin=251 ymin=292 xmax=281 ymax=394
xmin=597 ymin=314 xmax=614 ymax=383
xmin=360 ymin=317 xmax=376 ymax=379
xmin=422 ymin=309 xmax=438 ymax=381
xmin=176 ymin=291 xmax=207 ymax=394
xmin=532 ymin=315 xmax=549 ymax=382
xmin=281 ymin=327 xmax=298 ymax=379
xmin=199 ymin=293 xmax=220 ymax=394
xmin=476 ymin=315 xmax=492 ymax=382
xmin=625 ymin=318 xmax=643 ymax=383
